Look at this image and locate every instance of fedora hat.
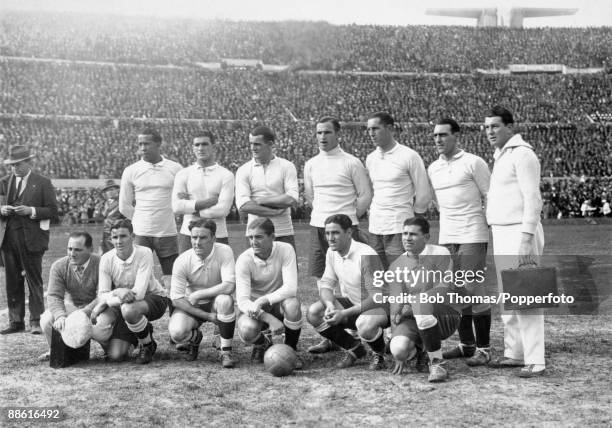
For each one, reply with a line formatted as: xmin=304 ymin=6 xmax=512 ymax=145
xmin=4 ymin=145 xmax=35 ymax=165
xmin=101 ymin=179 xmax=120 ymax=192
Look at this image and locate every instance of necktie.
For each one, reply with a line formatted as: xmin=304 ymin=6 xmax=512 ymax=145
xmin=76 ymin=265 xmax=85 ymax=278
xmin=15 ymin=178 xmax=22 ymax=199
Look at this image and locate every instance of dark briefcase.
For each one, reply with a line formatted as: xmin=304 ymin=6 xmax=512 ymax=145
xmin=49 ymin=328 xmax=91 ymax=368
xmin=502 ymin=264 xmax=558 ymax=310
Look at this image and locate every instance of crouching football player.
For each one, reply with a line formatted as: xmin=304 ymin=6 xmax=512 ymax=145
xmin=388 ymin=218 xmax=462 ymax=382
xmin=235 ymin=218 xmax=304 ymax=368
xmin=307 ymin=214 xmax=390 ymax=370
xmin=168 ymin=219 xmax=236 ymax=367
xmin=90 ymin=219 xmax=169 ymax=364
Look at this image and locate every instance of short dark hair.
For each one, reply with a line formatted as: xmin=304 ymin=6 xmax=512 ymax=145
xmin=110 ymin=219 xmax=134 ymax=234
xmin=193 ymin=131 xmax=216 ymax=145
xmin=188 ymin=218 xmax=217 ymax=236
xmin=369 ymin=112 xmax=395 ymax=127
xmin=403 ymin=217 xmax=430 ymax=235
xmin=486 ymin=106 xmax=514 ymax=125
xmin=317 ymin=116 xmax=341 ymax=133
xmin=248 ymin=218 xmax=275 ymax=236
xmin=250 ymin=126 xmax=275 ymax=143
xmin=436 ymin=118 xmax=460 ymax=134
xmin=69 ymin=231 xmax=93 ymax=249
xmin=324 ymin=214 xmax=353 ymax=231
xmin=138 ymin=128 xmax=162 ymax=143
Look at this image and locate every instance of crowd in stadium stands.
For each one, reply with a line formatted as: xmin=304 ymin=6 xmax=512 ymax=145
xmin=2 ymin=61 xmax=611 ymax=123
xmin=1 ymin=12 xmax=611 ymax=72
xmin=1 ymin=11 xmax=610 ymax=222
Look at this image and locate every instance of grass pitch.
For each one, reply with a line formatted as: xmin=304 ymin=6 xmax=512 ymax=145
xmin=1 ymin=223 xmax=611 ymax=427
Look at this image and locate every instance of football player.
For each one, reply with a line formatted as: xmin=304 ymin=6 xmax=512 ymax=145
xmin=235 ymin=218 xmax=303 ymax=368
xmin=91 ymin=219 xmax=168 ymax=364
xmin=168 ymin=219 xmax=236 ymax=367
xmin=307 ymin=214 xmax=390 ymax=370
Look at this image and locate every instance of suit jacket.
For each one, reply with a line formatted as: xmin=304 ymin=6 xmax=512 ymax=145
xmin=0 ymin=171 xmax=58 ymax=252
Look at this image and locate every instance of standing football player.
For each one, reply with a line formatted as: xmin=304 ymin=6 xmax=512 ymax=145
xmin=428 ymin=118 xmax=492 ymax=366
xmin=366 ymin=112 xmax=431 ymax=268
xmin=119 ymin=128 xmax=182 ymax=290
xmin=173 ymin=132 xmax=234 ymax=252
xmin=485 ymin=106 xmax=546 ymax=378
xmin=304 ymin=117 xmax=372 ymax=354
xmin=235 ymin=126 xmax=298 ymax=247
xmin=235 ymin=218 xmax=303 ymax=368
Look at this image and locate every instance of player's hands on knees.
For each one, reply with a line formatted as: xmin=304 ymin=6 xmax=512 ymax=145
xmin=391 ymin=359 xmax=410 ymax=375
xmin=207 ymin=313 xmax=218 ymax=324
xmin=53 ymin=316 xmax=66 ymax=331
xmin=324 ymin=309 xmax=345 ymax=326
xmin=114 ymin=288 xmax=135 ymax=304
xmin=267 ymin=316 xmax=285 ymax=336
xmin=90 ymin=302 xmax=108 ymax=324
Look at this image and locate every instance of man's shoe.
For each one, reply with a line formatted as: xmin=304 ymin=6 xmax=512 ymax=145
xmin=183 ymin=330 xmax=203 ymax=362
xmin=428 ymin=358 xmax=449 ymax=382
xmin=442 ymin=343 xmax=476 ymax=359
xmin=135 ymin=340 xmax=157 ymax=364
xmin=466 ymin=348 xmax=491 ymax=366
xmin=251 ymin=336 xmax=272 ymax=364
xmin=368 ymin=352 xmax=386 ymax=371
xmin=220 ymin=350 xmax=236 ymax=368
xmin=336 ymin=344 xmax=367 ymax=369
xmin=489 ymin=357 xmax=524 ymax=368
xmin=38 ymin=351 xmax=50 ymax=362
xmin=30 ymin=322 xmax=42 ymax=335
xmin=308 ymin=338 xmax=339 ymax=354
xmin=0 ymin=322 xmax=25 ymax=335
xmin=517 ymin=364 xmax=546 ymax=378
xmin=415 ymin=347 xmax=429 ymax=373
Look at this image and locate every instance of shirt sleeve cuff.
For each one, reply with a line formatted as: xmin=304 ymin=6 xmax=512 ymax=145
xmin=30 ymin=207 xmax=37 ymax=219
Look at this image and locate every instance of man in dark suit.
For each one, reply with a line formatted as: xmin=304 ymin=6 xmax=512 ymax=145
xmin=1 ymin=145 xmax=58 ymax=334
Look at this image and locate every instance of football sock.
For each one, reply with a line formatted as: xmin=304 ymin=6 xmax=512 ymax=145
xmin=362 ymin=327 xmax=385 ymax=354
xmin=126 ymin=317 xmax=151 ymax=345
xmin=419 ymin=324 xmax=442 ymax=354
xmin=218 ymin=320 xmax=235 ymax=341
xmin=474 ymin=311 xmax=492 ymax=348
xmin=283 ymin=318 xmax=303 ymax=350
xmin=316 ymin=323 xmax=360 ymax=350
xmin=458 ymin=314 xmax=476 ymax=346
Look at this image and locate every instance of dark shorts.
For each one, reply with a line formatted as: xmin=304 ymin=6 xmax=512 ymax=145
xmin=443 ymin=242 xmax=490 ymax=314
xmin=134 ymin=235 xmax=179 ymax=258
xmin=110 ymin=295 xmax=169 ymax=346
xmin=169 ymin=301 xmax=214 ymax=326
xmin=369 ymin=233 xmax=404 ymax=269
xmin=274 ymin=234 xmax=295 ymax=249
xmin=308 ymin=225 xmax=368 ymax=278
xmin=393 ymin=304 xmax=461 ymax=345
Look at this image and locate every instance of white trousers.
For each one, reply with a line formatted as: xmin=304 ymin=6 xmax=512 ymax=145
xmin=492 ymin=223 xmax=545 ymax=366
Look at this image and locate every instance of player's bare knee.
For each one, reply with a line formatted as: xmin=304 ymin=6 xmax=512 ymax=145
xmin=91 ymin=321 xmax=114 ymax=343
xmin=355 ymin=315 xmax=378 ymax=340
xmin=307 ymin=301 xmax=325 ymax=326
xmin=237 ymin=314 xmax=261 ymax=344
xmin=168 ymin=319 xmax=190 ymax=343
xmin=390 ymin=336 xmax=415 ymax=361
xmin=282 ymin=297 xmax=302 ymax=321
xmin=120 ymin=303 xmax=142 ymax=323
xmin=214 ymin=294 xmax=234 ymax=314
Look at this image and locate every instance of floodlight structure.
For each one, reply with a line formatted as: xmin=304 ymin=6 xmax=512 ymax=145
xmin=426 ymin=6 xmax=578 ymax=28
